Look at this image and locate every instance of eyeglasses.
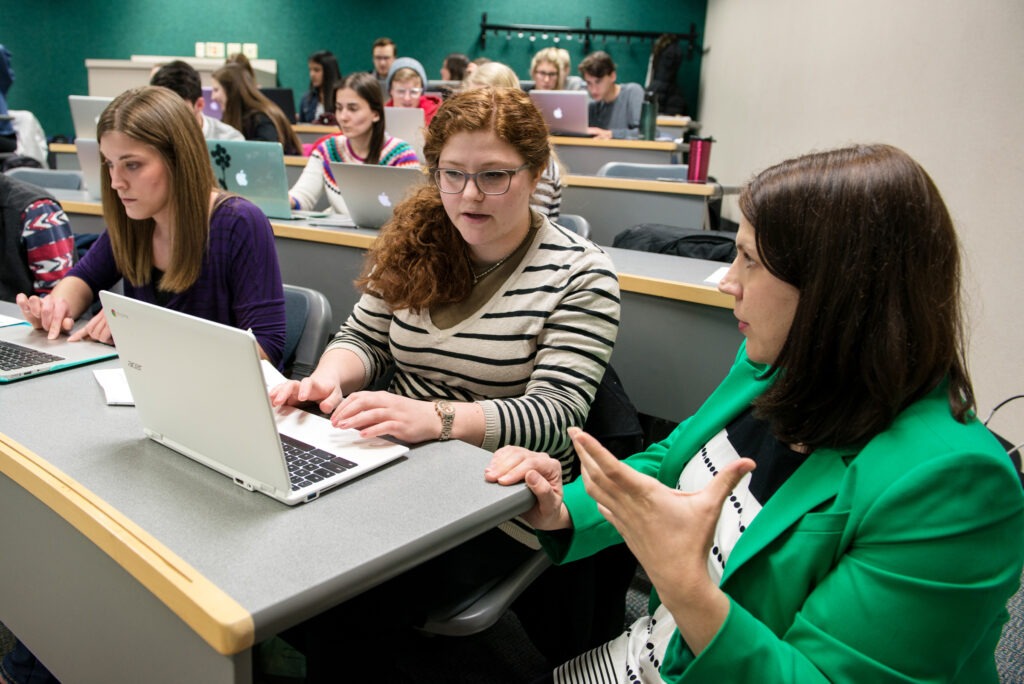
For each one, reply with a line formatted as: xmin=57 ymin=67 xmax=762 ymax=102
xmin=534 ymin=70 xmax=559 ymax=79
xmin=392 ymin=88 xmax=423 ymax=98
xmin=432 ymin=164 xmax=530 ymax=195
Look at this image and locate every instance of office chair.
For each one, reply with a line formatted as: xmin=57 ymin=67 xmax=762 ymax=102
xmin=555 ymin=213 xmax=591 ymax=239
xmin=596 ymin=160 xmax=689 ymax=181
xmin=4 ymin=167 xmax=83 ymax=190
xmin=282 ymin=284 xmax=333 ymax=380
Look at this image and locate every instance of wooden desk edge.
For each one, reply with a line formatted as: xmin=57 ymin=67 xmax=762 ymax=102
xmin=565 ymin=174 xmax=717 ymax=197
xmin=618 ymin=273 xmax=734 ymax=309
xmin=0 ymin=433 xmax=255 ymax=655
xmin=550 ymin=136 xmax=679 ymax=151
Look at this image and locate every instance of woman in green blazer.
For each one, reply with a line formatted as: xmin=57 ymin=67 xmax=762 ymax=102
xmin=487 ymin=144 xmax=1024 ymax=683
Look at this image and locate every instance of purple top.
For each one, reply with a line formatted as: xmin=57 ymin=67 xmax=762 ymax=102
xmin=70 ymin=196 xmax=287 ymax=367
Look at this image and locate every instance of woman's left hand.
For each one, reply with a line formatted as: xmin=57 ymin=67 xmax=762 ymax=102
xmin=570 ymin=427 xmax=755 ymax=652
xmin=68 ymin=309 xmax=113 ymax=345
xmin=330 ymin=390 xmax=441 ymax=443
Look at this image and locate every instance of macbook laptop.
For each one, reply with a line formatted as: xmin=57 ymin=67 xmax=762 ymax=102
xmin=69 ymin=95 xmax=113 ymax=140
xmin=206 ymin=139 xmax=325 ymax=220
xmin=0 ymin=319 xmax=118 ymax=383
xmin=201 ymin=86 xmax=223 ymax=120
xmin=529 ymin=90 xmax=593 ymax=137
xmin=329 ymin=163 xmax=425 ymax=229
xmin=384 ymin=106 xmax=426 ymax=162
xmin=260 ymin=87 xmax=297 ymax=123
xmin=98 ymin=291 xmax=409 ymax=505
xmin=75 ymin=138 xmax=103 ymax=200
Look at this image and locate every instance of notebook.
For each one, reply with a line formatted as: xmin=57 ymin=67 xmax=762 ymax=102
xmin=529 ymin=90 xmax=592 ymax=137
xmin=260 ymin=87 xmax=297 ymax=123
xmin=98 ymin=291 xmax=410 ymax=505
xmin=206 ymin=139 xmax=324 ymax=220
xmin=69 ymin=95 xmax=113 ymax=140
xmin=75 ymin=138 xmax=103 ymax=200
xmin=201 ymin=86 xmax=223 ymax=120
xmin=0 ymin=320 xmax=118 ymax=383
xmin=384 ymin=106 xmax=426 ymax=162
xmin=329 ymin=163 xmax=425 ymax=229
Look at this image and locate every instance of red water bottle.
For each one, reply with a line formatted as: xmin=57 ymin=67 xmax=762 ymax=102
xmin=687 ymin=137 xmax=714 ymax=183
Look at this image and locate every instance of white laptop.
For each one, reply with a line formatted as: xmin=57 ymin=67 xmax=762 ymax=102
xmin=529 ymin=90 xmax=593 ymax=137
xmin=69 ymin=95 xmax=113 ymax=140
xmin=98 ymin=291 xmax=409 ymax=505
xmin=75 ymin=138 xmax=103 ymax=200
xmin=384 ymin=106 xmax=426 ymax=162
xmin=0 ymin=317 xmax=118 ymax=383
xmin=329 ymin=163 xmax=425 ymax=229
xmin=206 ymin=139 xmax=325 ymax=220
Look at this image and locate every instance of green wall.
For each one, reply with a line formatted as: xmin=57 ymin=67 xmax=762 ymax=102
xmin=3 ymin=0 xmax=706 ymax=141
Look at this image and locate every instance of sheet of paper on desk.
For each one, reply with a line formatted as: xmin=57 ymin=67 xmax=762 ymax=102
xmin=0 ymin=314 xmax=27 ymax=328
xmin=94 ymin=361 xmax=289 ymax=406
xmin=704 ymin=266 xmax=728 ymax=285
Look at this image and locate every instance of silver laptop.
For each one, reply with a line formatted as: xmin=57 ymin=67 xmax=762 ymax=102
xmin=206 ymin=139 xmax=324 ymax=220
xmin=329 ymin=163 xmax=424 ymax=229
xmin=384 ymin=106 xmax=426 ymax=162
xmin=69 ymin=95 xmax=113 ymax=140
xmin=98 ymin=291 xmax=409 ymax=505
xmin=529 ymin=90 xmax=592 ymax=137
xmin=75 ymin=138 xmax=103 ymax=200
xmin=0 ymin=319 xmax=118 ymax=383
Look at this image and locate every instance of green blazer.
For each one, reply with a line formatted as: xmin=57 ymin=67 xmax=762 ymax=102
xmin=545 ymin=344 xmax=1024 ymax=682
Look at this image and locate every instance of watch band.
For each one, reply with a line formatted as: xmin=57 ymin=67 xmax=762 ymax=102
xmin=434 ymin=399 xmax=455 ymax=441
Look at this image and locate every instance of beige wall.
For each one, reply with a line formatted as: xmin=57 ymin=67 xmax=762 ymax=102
xmin=700 ymin=0 xmax=1024 ymax=437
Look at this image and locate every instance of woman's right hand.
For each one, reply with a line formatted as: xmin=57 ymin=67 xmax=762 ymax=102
xmin=15 ymin=292 xmax=75 ymax=339
xmin=268 ymin=370 xmax=345 ymax=415
xmin=486 ymin=444 xmax=572 ymax=531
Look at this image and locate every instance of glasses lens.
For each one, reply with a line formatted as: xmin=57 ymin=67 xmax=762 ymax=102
xmin=436 ymin=169 xmax=466 ymax=193
xmin=477 ymin=170 xmax=511 ymax=194
xmin=396 ymin=88 xmax=423 ymax=97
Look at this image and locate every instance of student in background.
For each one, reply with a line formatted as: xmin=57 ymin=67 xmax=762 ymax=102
xmin=211 ymin=63 xmax=301 ymax=155
xmin=385 ymin=57 xmax=443 ymax=126
xmin=289 ymin=72 xmax=418 ymax=215
xmin=531 ymin=47 xmax=584 ymax=91
xmin=0 ymin=44 xmax=16 ymax=153
xmin=270 ymin=86 xmax=619 ymax=680
xmin=440 ymin=52 xmax=469 ymax=81
xmin=6 ymin=86 xmax=287 ymax=684
xmin=579 ymin=50 xmax=643 ymax=140
xmin=462 ymin=61 xmax=564 ymax=221
xmin=149 ymin=60 xmax=243 ymax=141
xmin=370 ymin=36 xmax=396 ymax=93
xmin=487 ymin=144 xmax=1024 ymax=683
xmin=0 ymin=173 xmax=75 ymax=302
xmin=298 ymin=50 xmax=342 ymax=125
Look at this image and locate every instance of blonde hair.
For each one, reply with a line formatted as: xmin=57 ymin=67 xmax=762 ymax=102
xmin=97 ymin=86 xmax=218 ymax=292
xmin=531 ymin=47 xmax=571 ymax=90
xmin=462 ymin=61 xmax=520 ymax=90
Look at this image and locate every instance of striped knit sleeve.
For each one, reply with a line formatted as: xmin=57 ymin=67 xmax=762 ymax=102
xmin=325 ymin=291 xmax=396 ymax=389
xmin=531 ymin=155 xmax=563 ymax=222
xmin=289 ymin=143 xmax=330 ymax=210
xmin=21 ymin=199 xmax=75 ymax=295
xmin=379 ymin=136 xmax=421 ymax=168
xmin=478 ymin=230 xmax=620 ymax=474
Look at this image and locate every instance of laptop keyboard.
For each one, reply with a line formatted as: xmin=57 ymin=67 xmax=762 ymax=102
xmin=0 ymin=340 xmax=64 ymax=371
xmin=280 ymin=433 xmax=358 ymax=491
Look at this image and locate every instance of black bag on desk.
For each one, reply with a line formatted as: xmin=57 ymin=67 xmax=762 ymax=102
xmin=613 ymin=223 xmax=737 ymax=263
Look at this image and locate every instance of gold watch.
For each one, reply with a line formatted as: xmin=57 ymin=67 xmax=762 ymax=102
xmin=434 ymin=400 xmax=455 ymax=441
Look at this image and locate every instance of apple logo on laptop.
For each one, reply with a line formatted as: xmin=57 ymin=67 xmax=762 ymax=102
xmin=553 ymin=107 xmax=564 ymax=120
xmin=377 ymin=192 xmax=392 ymax=208
xmin=235 ymin=169 xmax=248 ymax=187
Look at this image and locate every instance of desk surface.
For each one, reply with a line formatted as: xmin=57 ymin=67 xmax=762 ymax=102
xmin=0 ymin=307 xmax=532 ymax=666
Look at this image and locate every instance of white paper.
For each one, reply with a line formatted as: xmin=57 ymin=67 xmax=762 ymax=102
xmin=93 ymin=368 xmax=135 ymax=406
xmin=704 ymin=266 xmax=729 ymax=285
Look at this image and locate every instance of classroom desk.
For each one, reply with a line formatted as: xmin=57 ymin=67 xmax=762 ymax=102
xmin=656 ymin=115 xmax=699 ymax=139
xmin=562 ymin=174 xmax=720 ymax=244
xmin=0 ymin=301 xmax=533 ymax=683
xmin=293 ymin=123 xmax=335 ymax=146
xmin=49 ymin=143 xmax=309 ymax=188
xmin=551 ymin=136 xmax=684 ymax=175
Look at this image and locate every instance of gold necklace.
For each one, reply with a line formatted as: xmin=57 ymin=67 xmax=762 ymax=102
xmin=471 ymin=226 xmax=537 ymax=284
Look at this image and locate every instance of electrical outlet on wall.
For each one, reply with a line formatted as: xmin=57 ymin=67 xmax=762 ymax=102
xmin=227 ymin=42 xmax=242 ymax=57
xmin=206 ymin=42 xmax=226 ymax=59
xmin=242 ymin=43 xmax=258 ymax=59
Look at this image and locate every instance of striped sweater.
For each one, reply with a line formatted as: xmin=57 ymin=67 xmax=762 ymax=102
xmin=327 ymin=216 xmax=620 ymax=473
xmin=289 ymin=133 xmax=420 ymax=214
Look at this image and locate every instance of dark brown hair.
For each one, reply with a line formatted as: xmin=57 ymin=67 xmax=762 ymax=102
xmin=335 ymin=72 xmax=387 ymax=164
xmin=740 ymin=143 xmax=974 ymax=449
xmin=213 ymin=63 xmax=302 ymax=155
xmin=579 ymin=51 xmax=616 ymax=79
xmin=356 ymin=87 xmax=549 ymax=312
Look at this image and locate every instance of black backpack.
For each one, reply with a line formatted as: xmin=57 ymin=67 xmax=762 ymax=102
xmin=613 ymin=223 xmax=737 ymax=263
